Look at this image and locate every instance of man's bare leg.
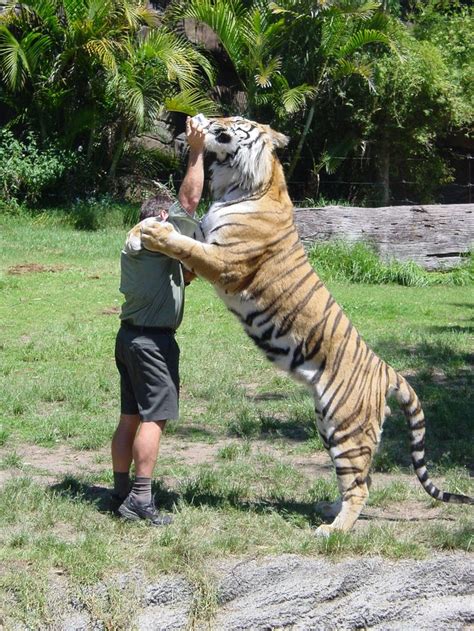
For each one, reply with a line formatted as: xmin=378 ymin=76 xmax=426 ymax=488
xmin=111 ymin=413 xmax=140 ymax=499
xmin=129 ymin=420 xmax=166 ymax=504
xmin=118 ymin=420 xmax=172 ymax=525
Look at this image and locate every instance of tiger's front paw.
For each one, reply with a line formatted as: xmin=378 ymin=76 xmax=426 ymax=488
xmin=124 ymin=224 xmax=143 ymax=254
xmin=141 ymin=220 xmax=175 ymax=253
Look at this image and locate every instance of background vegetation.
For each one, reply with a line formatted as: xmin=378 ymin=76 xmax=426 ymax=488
xmin=0 ymin=0 xmax=472 ymax=209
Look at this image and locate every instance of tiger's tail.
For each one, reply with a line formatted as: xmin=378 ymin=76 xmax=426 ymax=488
xmin=390 ymin=368 xmax=473 ymax=505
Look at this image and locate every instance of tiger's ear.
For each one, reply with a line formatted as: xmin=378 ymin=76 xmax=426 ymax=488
xmin=268 ymin=128 xmax=289 ymax=149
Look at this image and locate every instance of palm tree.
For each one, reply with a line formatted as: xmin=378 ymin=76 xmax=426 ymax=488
xmin=0 ymin=0 xmax=216 ymax=175
xmin=271 ymin=0 xmax=394 ymax=178
xmin=169 ymin=0 xmax=315 ymax=120
xmin=106 ymin=27 xmax=216 ymax=177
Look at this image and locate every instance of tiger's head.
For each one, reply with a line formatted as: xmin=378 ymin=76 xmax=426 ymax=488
xmin=198 ymin=116 xmax=289 ymax=201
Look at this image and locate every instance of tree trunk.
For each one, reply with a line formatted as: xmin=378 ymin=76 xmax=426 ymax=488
xmin=378 ymin=139 xmax=390 ymax=206
xmin=108 ymin=125 xmax=127 ymax=180
xmin=287 ymin=98 xmax=316 ymax=182
xmin=294 ymin=204 xmax=474 ymax=270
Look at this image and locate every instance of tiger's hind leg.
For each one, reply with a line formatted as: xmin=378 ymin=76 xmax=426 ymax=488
xmin=315 ymin=439 xmax=374 ymax=537
xmin=314 ymin=416 xmax=343 ymax=519
xmin=316 ymin=480 xmax=370 ymax=537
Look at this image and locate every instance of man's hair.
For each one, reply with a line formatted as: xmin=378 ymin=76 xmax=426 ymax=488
xmin=140 ymin=190 xmax=175 ymax=221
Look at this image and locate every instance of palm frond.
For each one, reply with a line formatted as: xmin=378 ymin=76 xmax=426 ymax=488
xmin=172 ymin=0 xmax=245 ymax=74
xmin=336 ymin=0 xmax=381 ymax=21
xmin=333 ymin=58 xmax=373 ymax=80
xmin=281 ymin=82 xmax=317 ymax=113
xmin=336 ymin=29 xmax=391 ymax=58
xmin=61 ymin=0 xmax=88 ymax=25
xmin=85 ymin=38 xmax=119 ymax=72
xmin=121 ymin=2 xmax=161 ymax=31
xmin=0 ymin=27 xmax=51 ymax=90
xmin=141 ymin=29 xmax=214 ymax=89
xmin=0 ymin=27 xmax=26 ymax=90
xmin=164 ymin=87 xmax=220 ymax=116
xmin=320 ymin=13 xmax=346 ymax=58
xmin=254 ymin=56 xmax=281 ymax=88
xmin=241 ymin=6 xmax=284 ymax=54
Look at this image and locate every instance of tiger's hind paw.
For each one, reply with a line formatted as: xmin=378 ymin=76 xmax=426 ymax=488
xmin=315 ymin=524 xmax=336 ymax=538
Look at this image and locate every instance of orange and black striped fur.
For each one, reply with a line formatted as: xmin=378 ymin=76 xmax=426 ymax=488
xmin=126 ymin=116 xmax=473 ymax=535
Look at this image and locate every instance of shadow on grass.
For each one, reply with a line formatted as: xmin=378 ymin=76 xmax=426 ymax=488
xmin=372 ymin=338 xmax=473 ymax=472
xmin=247 ymin=392 xmax=290 ymax=402
xmin=181 ymin=487 xmax=323 ymax=526
xmin=49 ymin=476 xmax=180 ymax=513
xmin=233 ymin=338 xmax=473 ymax=471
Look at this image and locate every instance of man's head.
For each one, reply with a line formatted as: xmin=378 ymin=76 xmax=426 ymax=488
xmin=139 ymin=190 xmax=175 ymax=222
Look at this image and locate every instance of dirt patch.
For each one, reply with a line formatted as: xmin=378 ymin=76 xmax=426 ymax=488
xmin=0 ymin=437 xmax=454 ymax=531
xmin=102 ymin=306 xmax=121 ymax=315
xmin=1 ymin=439 xmax=472 ymax=629
xmin=8 ymin=263 xmax=67 ymax=275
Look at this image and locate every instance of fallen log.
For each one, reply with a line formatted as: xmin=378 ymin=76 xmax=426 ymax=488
xmin=294 ymin=204 xmax=474 ymax=270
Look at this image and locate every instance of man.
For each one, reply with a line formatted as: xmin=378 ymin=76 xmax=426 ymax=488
xmin=111 ymin=116 xmax=206 ymax=525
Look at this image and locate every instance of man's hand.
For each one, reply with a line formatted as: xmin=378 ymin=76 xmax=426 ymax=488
xmin=186 ymin=116 xmax=206 ymax=154
xmin=183 ymin=269 xmax=197 ymax=285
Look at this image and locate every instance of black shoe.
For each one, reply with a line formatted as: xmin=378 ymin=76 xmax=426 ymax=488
xmin=118 ymin=495 xmax=173 ymax=526
xmin=109 ymin=493 xmax=127 ymax=514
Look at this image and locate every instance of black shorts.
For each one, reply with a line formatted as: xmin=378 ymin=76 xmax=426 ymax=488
xmin=115 ymin=325 xmax=180 ymax=421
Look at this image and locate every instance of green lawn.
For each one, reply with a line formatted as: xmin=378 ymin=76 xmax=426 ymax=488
xmin=0 ymin=214 xmax=473 ymax=628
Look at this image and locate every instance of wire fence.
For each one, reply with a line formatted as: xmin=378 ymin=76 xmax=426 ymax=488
xmin=154 ymin=153 xmax=474 ymax=207
xmin=286 ymin=154 xmax=474 ymax=206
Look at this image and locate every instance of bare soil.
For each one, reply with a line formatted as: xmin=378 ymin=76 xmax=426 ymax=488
xmin=7 ymin=263 xmax=67 ymax=275
xmin=0 ymin=437 xmax=456 ymax=527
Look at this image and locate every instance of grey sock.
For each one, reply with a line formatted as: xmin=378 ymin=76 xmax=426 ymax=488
xmin=129 ymin=476 xmax=152 ymax=505
xmin=113 ymin=471 xmax=131 ymax=499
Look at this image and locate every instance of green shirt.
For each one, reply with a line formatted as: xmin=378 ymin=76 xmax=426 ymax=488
xmin=119 ymin=202 xmax=199 ymax=329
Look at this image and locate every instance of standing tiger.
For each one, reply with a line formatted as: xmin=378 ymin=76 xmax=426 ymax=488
xmin=125 ymin=115 xmax=473 ymax=535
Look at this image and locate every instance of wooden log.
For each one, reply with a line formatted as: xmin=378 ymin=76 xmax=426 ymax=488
xmin=294 ymin=204 xmax=474 ymax=270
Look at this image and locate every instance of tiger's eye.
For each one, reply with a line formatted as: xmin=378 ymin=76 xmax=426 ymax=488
xmin=216 ymin=132 xmax=232 ymax=144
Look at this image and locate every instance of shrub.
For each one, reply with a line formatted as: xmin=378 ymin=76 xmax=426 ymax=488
xmin=0 ymin=130 xmax=74 ymax=206
xmin=70 ymin=196 xmax=138 ymax=231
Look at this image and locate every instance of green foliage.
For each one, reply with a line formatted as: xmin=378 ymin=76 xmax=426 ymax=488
xmin=0 ymin=129 xmax=73 ymax=205
xmin=270 ymin=0 xmax=393 ymax=178
xmin=0 ymin=0 xmax=216 ymax=187
xmin=411 ymin=4 xmax=473 ymax=123
xmin=69 ymin=196 xmax=134 ymax=231
xmin=0 ymin=0 xmax=472 ymax=206
xmin=170 ymin=0 xmax=295 ymax=118
xmin=308 ymin=241 xmax=474 ymax=286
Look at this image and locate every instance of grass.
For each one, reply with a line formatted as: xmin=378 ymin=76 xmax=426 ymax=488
xmin=0 ymin=212 xmax=473 ymax=628
xmin=308 ymin=240 xmax=474 ymax=286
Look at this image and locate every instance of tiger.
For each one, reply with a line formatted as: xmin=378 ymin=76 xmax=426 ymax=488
xmin=125 ymin=115 xmax=473 ymax=535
